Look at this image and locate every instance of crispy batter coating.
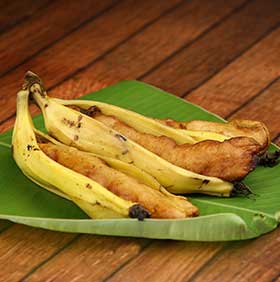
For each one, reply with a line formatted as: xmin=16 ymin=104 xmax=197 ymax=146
xmin=158 ymin=118 xmax=270 ymax=155
xmin=40 ymin=143 xmax=198 ymax=218
xmin=94 ymin=114 xmax=260 ymax=181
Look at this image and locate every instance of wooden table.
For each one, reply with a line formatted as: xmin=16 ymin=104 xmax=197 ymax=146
xmin=0 ymin=0 xmax=280 ymax=281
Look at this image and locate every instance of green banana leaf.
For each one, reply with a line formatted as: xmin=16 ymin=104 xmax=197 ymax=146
xmin=0 ymin=80 xmax=279 ymax=241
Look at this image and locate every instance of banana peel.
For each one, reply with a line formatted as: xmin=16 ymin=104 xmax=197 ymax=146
xmin=36 ymin=129 xmax=194 ymax=216
xmin=52 ymin=98 xmax=231 ymax=144
xmin=12 ymin=88 xmax=150 ymax=220
xmin=27 ymin=72 xmax=234 ymax=196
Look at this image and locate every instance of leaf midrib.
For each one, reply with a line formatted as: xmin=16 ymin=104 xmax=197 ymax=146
xmin=0 ymin=141 xmax=11 ymax=148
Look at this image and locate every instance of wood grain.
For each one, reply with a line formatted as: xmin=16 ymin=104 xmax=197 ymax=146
xmin=0 ymin=224 xmax=76 ymax=282
xmin=0 ymin=0 xmax=246 ymax=133
xmin=0 ymin=1 xmax=279 ymax=281
xmin=229 ymin=77 xmax=280 ymax=139
xmin=185 ymin=26 xmax=280 ymax=118
xmin=50 ymin=0 xmax=246 ymax=100
xmin=0 ymin=0 xmax=247 ymax=132
xmin=0 ymin=0 xmax=181 ymax=123
xmin=24 ymin=236 xmax=148 ymax=282
xmin=106 ymin=241 xmax=223 ymax=282
xmin=142 ymin=0 xmax=280 ymax=96
xmin=188 ymin=228 xmax=280 ymax=282
xmin=0 ymin=0 xmax=49 ymax=34
xmin=0 ymin=0 xmax=116 ymax=77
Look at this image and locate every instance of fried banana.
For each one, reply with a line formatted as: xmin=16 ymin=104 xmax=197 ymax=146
xmin=158 ymin=118 xmax=270 ymax=155
xmin=40 ymin=142 xmax=199 ymax=218
xmin=69 ymin=107 xmax=260 ymax=181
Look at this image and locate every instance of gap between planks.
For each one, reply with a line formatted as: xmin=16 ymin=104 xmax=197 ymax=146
xmin=46 ymin=0 xmax=186 ymax=93
xmin=0 ymin=0 xmax=51 ymax=35
xmin=225 ymin=76 xmax=280 ymax=119
xmin=0 ymin=0 xmax=119 ymax=79
xmin=138 ymin=0 xmax=252 ymax=81
xmin=182 ymin=22 xmax=280 ymax=99
xmin=20 ymin=235 xmax=82 ymax=282
xmin=0 ymin=0 xmax=248 ymax=127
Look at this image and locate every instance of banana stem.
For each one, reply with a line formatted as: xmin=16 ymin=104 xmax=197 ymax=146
xmin=232 ymin=182 xmax=253 ymax=197
xmin=129 ymin=204 xmax=151 ymax=220
xmin=23 ymin=71 xmax=45 ymax=93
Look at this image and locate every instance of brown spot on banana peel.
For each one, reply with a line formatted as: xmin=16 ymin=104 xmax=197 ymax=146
xmin=122 ymin=149 xmax=129 ymax=155
xmin=77 ymin=115 xmax=83 ymax=122
xmin=27 ymin=144 xmax=33 ymax=151
xmin=77 ymin=115 xmax=83 ymax=128
xmin=196 ymin=179 xmax=210 ymax=190
xmin=67 ymin=105 xmax=102 ymax=118
xmin=80 ymin=105 xmax=101 ymax=117
xmin=62 ymin=118 xmax=76 ymax=128
xmin=115 ymin=133 xmax=127 ymax=142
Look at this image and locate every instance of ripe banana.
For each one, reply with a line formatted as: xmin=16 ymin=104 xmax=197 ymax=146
xmin=157 ymin=118 xmax=270 ymax=154
xmin=175 ymin=129 xmax=229 ymax=142
xmin=12 ymin=88 xmax=150 ymax=220
xmin=52 ymin=98 xmax=229 ymax=144
xmin=37 ymin=129 xmax=197 ymax=216
xmin=27 ymin=72 xmax=233 ymax=196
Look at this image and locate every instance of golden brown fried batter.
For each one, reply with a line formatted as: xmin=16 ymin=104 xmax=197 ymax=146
xmin=93 ymin=114 xmax=260 ymax=181
xmin=40 ymin=143 xmax=198 ymax=218
xmin=158 ymin=118 xmax=270 ymax=154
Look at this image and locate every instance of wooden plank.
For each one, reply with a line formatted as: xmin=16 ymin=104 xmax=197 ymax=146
xmin=142 ymin=0 xmax=280 ymax=96
xmin=229 ymin=78 xmax=280 ymax=139
xmin=0 ymin=0 xmax=246 ymax=133
xmin=0 ymin=0 xmax=181 ymax=123
xmin=184 ymin=26 xmax=280 ymax=118
xmin=0 ymin=224 xmax=76 ymax=282
xmin=0 ymin=0 xmax=116 ymax=77
xmin=0 ymin=116 xmax=15 ymax=134
xmin=50 ymin=0 xmax=246 ymax=99
xmin=23 ymin=236 xmax=148 ymax=282
xmin=188 ymin=228 xmax=280 ymax=282
xmin=0 ymin=0 xmax=49 ymax=34
xmin=105 ymin=241 xmax=223 ymax=282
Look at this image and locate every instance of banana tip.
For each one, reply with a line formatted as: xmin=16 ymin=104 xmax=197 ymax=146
xmin=129 ymin=204 xmax=151 ymax=221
